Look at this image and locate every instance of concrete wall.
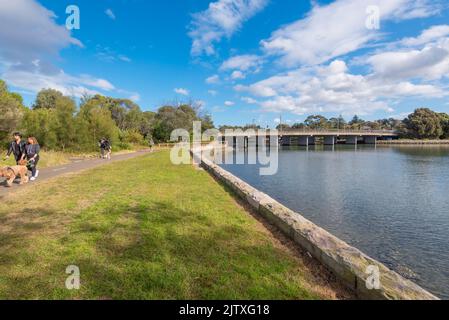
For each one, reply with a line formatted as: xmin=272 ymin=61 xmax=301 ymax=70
xmin=192 ymin=148 xmax=438 ymax=300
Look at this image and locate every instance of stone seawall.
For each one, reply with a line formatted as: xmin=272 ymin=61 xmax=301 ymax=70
xmin=191 ymin=148 xmax=439 ymax=300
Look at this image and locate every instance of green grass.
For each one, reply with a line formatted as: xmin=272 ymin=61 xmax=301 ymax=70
xmin=0 ymin=151 xmax=337 ymax=300
xmin=0 ymin=147 xmax=146 ymax=169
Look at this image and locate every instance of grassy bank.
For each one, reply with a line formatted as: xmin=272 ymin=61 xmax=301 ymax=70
xmin=0 ymin=151 xmax=346 ymax=300
xmin=0 ymin=147 xmax=147 ymax=169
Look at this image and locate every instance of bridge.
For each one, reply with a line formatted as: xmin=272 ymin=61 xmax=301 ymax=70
xmin=221 ymin=129 xmax=399 ymax=147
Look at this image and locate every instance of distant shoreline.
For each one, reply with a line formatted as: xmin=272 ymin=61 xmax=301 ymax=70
xmin=378 ymin=140 xmax=449 ymax=145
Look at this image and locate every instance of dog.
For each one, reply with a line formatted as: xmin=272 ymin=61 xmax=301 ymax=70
xmin=0 ymin=160 xmax=29 ymax=187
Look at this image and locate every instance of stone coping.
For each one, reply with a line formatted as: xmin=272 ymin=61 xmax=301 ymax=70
xmin=191 ymin=147 xmax=439 ymax=300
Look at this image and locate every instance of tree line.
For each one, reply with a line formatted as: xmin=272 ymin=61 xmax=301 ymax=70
xmin=2 ymin=78 xmax=448 ymax=150
xmin=0 ymin=79 xmax=214 ymax=151
xmin=220 ymin=110 xmax=449 ymax=140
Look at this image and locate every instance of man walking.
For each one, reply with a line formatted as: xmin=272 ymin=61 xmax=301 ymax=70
xmin=4 ymin=132 xmax=26 ymax=164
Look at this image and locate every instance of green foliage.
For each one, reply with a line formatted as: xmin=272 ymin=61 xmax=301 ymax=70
xmin=439 ymin=113 xmax=449 ymax=139
xmin=152 ymin=104 xmax=213 ymax=142
xmin=328 ymin=116 xmax=346 ymax=129
xmin=119 ymin=129 xmax=145 ymax=145
xmin=33 ymin=89 xmax=66 ymax=109
xmin=21 ymin=108 xmax=58 ymax=148
xmin=77 ymin=98 xmax=120 ymax=149
xmin=404 ymin=108 xmax=443 ymax=139
xmin=304 ymin=115 xmax=329 ymax=129
xmin=0 ymin=80 xmax=24 ymax=143
xmin=1 ymin=79 xmax=218 ymax=152
xmin=348 ymin=115 xmax=366 ymax=129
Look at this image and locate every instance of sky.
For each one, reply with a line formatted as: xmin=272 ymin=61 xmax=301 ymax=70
xmin=1 ymin=0 xmax=449 ymax=127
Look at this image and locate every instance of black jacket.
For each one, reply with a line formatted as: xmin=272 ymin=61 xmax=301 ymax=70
xmin=7 ymin=140 xmax=27 ymax=160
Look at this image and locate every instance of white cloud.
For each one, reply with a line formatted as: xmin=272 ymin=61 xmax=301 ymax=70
xmin=0 ymin=0 xmax=136 ymax=100
xmin=224 ymin=100 xmax=235 ymax=106
xmin=129 ymin=93 xmax=141 ymax=102
xmin=391 ymin=0 xmax=443 ymax=20
xmin=260 ymin=0 xmax=441 ymax=67
xmin=0 ymin=0 xmax=82 ymax=64
xmin=242 ymin=96 xmax=257 ymax=104
xmin=206 ymin=74 xmax=220 ymax=84
xmin=118 ymin=55 xmax=132 ymax=63
xmin=95 ymin=46 xmax=132 ymax=63
xmin=80 ymin=76 xmax=115 ymax=91
xmin=174 ymin=88 xmax=190 ymax=96
xmin=367 ymin=45 xmax=449 ymax=81
xmin=220 ymin=54 xmax=263 ymax=71
xmin=3 ymin=69 xmax=115 ymax=98
xmin=189 ymin=0 xmax=269 ymax=56
xmin=235 ymin=60 xmax=445 ymax=115
xmin=105 ymin=9 xmax=116 ymax=20
xmin=208 ymin=90 xmax=218 ymax=96
xmin=364 ymin=25 xmax=449 ymax=81
xmin=231 ymin=70 xmax=246 ymax=80
xmin=220 ymin=54 xmax=263 ymax=79
xmin=401 ymin=25 xmax=449 ymax=47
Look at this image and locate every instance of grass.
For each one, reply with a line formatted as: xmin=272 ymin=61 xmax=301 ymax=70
xmin=0 ymin=147 xmax=146 ymax=169
xmin=0 ymin=151 xmax=341 ymax=300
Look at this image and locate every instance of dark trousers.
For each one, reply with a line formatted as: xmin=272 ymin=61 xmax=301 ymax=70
xmin=14 ymin=155 xmax=23 ymax=165
xmin=28 ymin=155 xmax=40 ymax=177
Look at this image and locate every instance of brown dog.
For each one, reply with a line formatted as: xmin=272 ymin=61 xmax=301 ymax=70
xmin=0 ymin=160 xmax=29 ymax=187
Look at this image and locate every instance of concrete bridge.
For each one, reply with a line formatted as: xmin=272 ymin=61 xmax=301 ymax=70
xmin=222 ymin=129 xmax=399 ymax=147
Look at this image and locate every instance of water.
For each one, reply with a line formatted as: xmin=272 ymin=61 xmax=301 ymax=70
xmin=220 ymin=145 xmax=449 ymax=299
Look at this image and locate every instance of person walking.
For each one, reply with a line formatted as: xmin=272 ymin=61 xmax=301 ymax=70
xmin=99 ymin=139 xmax=106 ymax=158
xmin=99 ymin=138 xmax=112 ymax=159
xmin=25 ymin=136 xmax=40 ymax=181
xmin=4 ymin=132 xmax=26 ymax=164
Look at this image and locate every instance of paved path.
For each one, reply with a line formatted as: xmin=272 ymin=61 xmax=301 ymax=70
xmin=0 ymin=150 xmax=151 ymax=198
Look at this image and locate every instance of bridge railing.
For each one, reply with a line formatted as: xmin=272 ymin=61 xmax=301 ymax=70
xmin=278 ymin=129 xmax=398 ymax=135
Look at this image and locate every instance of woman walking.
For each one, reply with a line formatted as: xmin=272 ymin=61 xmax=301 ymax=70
xmin=25 ymin=136 xmax=40 ymax=181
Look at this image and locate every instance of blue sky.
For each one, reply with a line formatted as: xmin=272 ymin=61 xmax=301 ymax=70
xmin=1 ymin=0 xmax=449 ymax=127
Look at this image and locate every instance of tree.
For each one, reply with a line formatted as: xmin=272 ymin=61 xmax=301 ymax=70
xmin=33 ymin=89 xmax=66 ymax=109
xmin=291 ymin=123 xmax=306 ymax=130
xmin=21 ymin=108 xmax=58 ymax=148
xmin=0 ymin=80 xmax=24 ymax=143
xmin=200 ymin=114 xmax=215 ymax=131
xmin=349 ymin=115 xmax=365 ymax=129
xmin=304 ymin=115 xmax=329 ymax=129
xmin=328 ymin=115 xmax=347 ymax=129
xmin=139 ymin=111 xmax=156 ymax=140
xmin=53 ymin=96 xmax=78 ymax=150
xmin=439 ymin=113 xmax=449 ymax=139
xmin=153 ymin=103 xmax=201 ymax=142
xmin=26 ymin=89 xmax=80 ymax=150
xmin=404 ymin=108 xmax=443 ymax=139
xmin=77 ymin=97 xmax=120 ymax=149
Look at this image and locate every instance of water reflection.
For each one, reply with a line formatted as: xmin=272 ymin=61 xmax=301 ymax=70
xmin=220 ymin=145 xmax=449 ymax=299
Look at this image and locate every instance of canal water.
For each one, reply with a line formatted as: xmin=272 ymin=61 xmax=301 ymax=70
xmin=220 ymin=145 xmax=449 ymax=299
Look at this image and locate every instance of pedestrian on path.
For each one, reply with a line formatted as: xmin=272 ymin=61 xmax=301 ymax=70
xmin=25 ymin=136 xmax=40 ymax=181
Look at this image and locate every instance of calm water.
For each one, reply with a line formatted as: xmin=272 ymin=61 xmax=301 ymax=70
xmin=221 ymin=145 xmax=449 ymax=299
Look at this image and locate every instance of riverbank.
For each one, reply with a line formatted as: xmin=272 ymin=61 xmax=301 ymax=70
xmin=0 ymin=151 xmax=349 ymax=299
xmin=194 ymin=146 xmax=439 ymax=300
xmin=0 ymin=145 xmax=153 ymax=169
xmin=378 ymin=139 xmax=449 ymax=145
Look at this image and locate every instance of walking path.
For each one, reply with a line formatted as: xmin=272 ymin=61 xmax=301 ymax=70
xmin=0 ymin=150 xmax=151 ymax=198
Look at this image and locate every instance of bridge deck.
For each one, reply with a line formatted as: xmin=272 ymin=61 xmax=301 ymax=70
xmin=223 ymin=130 xmax=398 ymax=137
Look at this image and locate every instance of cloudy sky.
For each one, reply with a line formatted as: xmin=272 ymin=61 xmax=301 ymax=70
xmin=1 ymin=0 xmax=448 ymax=126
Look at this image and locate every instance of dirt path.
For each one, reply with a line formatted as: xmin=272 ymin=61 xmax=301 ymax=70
xmin=0 ymin=150 xmax=151 ymax=198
